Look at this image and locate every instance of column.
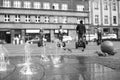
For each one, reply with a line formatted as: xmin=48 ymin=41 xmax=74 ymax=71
xmin=21 ymin=29 xmax=25 ymax=44
xmin=118 ymin=28 xmax=120 ymax=38
xmin=110 ymin=28 xmax=113 ymax=33
xmin=50 ymin=30 xmax=54 ymax=42
xmin=11 ymin=30 xmax=15 ymax=44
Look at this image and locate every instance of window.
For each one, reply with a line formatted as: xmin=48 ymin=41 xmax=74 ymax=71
xmin=52 ymin=3 xmax=59 ymax=10
xmin=33 ymin=2 xmax=41 ymax=9
xmin=77 ymin=18 xmax=84 ymax=24
xmin=43 ymin=2 xmax=50 ymax=9
xmin=63 ymin=17 xmax=67 ymax=23
xmin=104 ymin=15 xmax=108 ymax=24
xmin=94 ymin=2 xmax=99 ymax=9
xmin=25 ymin=15 xmax=30 ymax=23
xmin=113 ymin=16 xmax=117 ymax=24
xmin=61 ymin=4 xmax=68 ymax=10
xmin=77 ymin=5 xmax=84 ymax=11
xmin=44 ymin=16 xmax=49 ymax=23
xmin=113 ymin=28 xmax=118 ymax=34
xmin=35 ymin=16 xmax=40 ymax=23
xmin=85 ymin=18 xmax=88 ymax=24
xmin=24 ymin=1 xmax=31 ymax=8
xmin=95 ymin=15 xmax=99 ymax=24
xmin=103 ymin=28 xmax=110 ymax=33
xmin=112 ymin=0 xmax=116 ymax=11
xmin=54 ymin=16 xmax=58 ymax=23
xmin=3 ymin=0 xmax=11 ymax=7
xmin=104 ymin=0 xmax=108 ymax=10
xmin=13 ymin=1 xmax=21 ymax=8
xmin=4 ymin=14 xmax=10 ymax=22
xmin=77 ymin=18 xmax=81 ymax=24
xmin=15 ymin=15 xmax=20 ymax=22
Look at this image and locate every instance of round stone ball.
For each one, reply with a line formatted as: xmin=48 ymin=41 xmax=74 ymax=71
xmin=100 ymin=41 xmax=114 ymax=55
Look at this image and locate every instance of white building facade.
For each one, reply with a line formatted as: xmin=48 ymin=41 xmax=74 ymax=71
xmin=89 ymin=0 xmax=119 ymax=38
xmin=0 ymin=0 xmax=89 ymax=44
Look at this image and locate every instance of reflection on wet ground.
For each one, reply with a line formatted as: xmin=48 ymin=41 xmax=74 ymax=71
xmin=1 ymin=55 xmax=120 ymax=80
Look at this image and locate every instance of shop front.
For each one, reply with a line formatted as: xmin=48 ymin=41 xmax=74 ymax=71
xmin=25 ymin=29 xmax=40 ymax=42
xmin=25 ymin=29 xmax=51 ymax=42
xmin=0 ymin=29 xmax=11 ymax=43
xmin=11 ymin=29 xmax=25 ymax=44
xmin=44 ymin=30 xmax=51 ymax=42
xmin=54 ymin=29 xmax=69 ymax=39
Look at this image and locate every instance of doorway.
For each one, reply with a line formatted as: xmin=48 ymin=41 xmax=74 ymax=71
xmin=45 ymin=33 xmax=51 ymax=42
xmin=0 ymin=31 xmax=11 ymax=43
xmin=6 ymin=31 xmax=11 ymax=43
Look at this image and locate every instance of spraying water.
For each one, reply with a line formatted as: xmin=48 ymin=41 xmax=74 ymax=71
xmin=40 ymin=39 xmax=49 ymax=62
xmin=18 ymin=42 xmax=36 ymax=75
xmin=51 ymin=39 xmax=63 ymax=67
xmin=0 ymin=44 xmax=9 ymax=71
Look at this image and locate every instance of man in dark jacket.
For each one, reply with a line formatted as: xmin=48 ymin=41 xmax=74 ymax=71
xmin=97 ymin=26 xmax=102 ymax=41
xmin=76 ymin=20 xmax=86 ymax=41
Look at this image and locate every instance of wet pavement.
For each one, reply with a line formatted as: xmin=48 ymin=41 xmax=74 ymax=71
xmin=1 ymin=55 xmax=120 ymax=80
xmin=0 ymin=41 xmax=120 ymax=80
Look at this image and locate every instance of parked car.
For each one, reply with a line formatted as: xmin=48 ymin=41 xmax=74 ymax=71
xmin=63 ymin=36 xmax=73 ymax=42
xmin=86 ymin=34 xmax=97 ymax=41
xmin=102 ymin=34 xmax=117 ymax=39
xmin=0 ymin=40 xmax=6 ymax=44
xmin=107 ymin=34 xmax=117 ymax=39
xmin=27 ymin=37 xmax=47 ymax=44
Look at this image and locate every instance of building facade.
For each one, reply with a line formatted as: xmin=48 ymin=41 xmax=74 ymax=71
xmin=0 ymin=0 xmax=89 ymax=44
xmin=89 ymin=0 xmax=119 ymax=38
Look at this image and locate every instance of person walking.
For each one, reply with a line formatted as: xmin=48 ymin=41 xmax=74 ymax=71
xmin=96 ymin=26 xmax=102 ymax=45
xmin=58 ymin=26 xmax=64 ymax=42
xmin=38 ymin=29 xmax=44 ymax=47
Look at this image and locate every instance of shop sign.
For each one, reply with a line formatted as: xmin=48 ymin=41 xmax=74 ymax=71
xmin=55 ymin=30 xmax=68 ymax=33
xmin=26 ymin=30 xmax=40 ymax=33
xmin=44 ymin=30 xmax=50 ymax=33
xmin=6 ymin=31 xmax=10 ymax=34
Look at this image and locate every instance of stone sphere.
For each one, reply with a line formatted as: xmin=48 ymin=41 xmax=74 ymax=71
xmin=100 ymin=41 xmax=114 ymax=55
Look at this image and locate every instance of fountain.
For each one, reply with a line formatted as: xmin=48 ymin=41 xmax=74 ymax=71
xmin=17 ymin=42 xmax=45 ymax=80
xmin=18 ymin=42 xmax=36 ymax=75
xmin=50 ymin=39 xmax=63 ymax=67
xmin=0 ymin=44 xmax=9 ymax=71
xmin=40 ymin=39 xmax=49 ymax=62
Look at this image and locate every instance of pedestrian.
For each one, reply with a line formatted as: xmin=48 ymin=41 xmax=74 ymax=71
xmin=96 ymin=26 xmax=102 ymax=43
xmin=58 ymin=26 xmax=64 ymax=42
xmin=14 ymin=36 xmax=18 ymax=45
xmin=13 ymin=37 xmax=16 ymax=44
xmin=38 ymin=29 xmax=44 ymax=47
xmin=76 ymin=20 xmax=86 ymax=41
xmin=16 ymin=36 xmax=19 ymax=45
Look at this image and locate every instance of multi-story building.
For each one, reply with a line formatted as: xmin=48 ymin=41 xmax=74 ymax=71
xmin=0 ymin=0 xmax=89 ymax=44
xmin=118 ymin=0 xmax=120 ymax=37
xmin=89 ymin=0 xmax=119 ymax=38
